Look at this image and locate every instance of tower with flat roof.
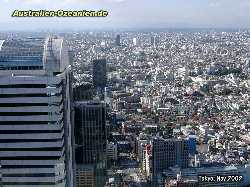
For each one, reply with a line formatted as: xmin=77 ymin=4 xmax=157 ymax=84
xmin=152 ymin=138 xmax=189 ymax=176
xmin=115 ymin=34 xmax=121 ymax=46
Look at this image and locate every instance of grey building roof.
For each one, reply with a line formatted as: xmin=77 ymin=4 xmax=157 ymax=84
xmin=0 ymin=37 xmax=69 ymax=73
xmin=0 ymin=38 xmax=44 ymax=67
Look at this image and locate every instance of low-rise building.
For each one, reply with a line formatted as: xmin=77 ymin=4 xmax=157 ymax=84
xmin=76 ymin=165 xmax=95 ymax=187
xmin=107 ymin=142 xmax=118 ymax=161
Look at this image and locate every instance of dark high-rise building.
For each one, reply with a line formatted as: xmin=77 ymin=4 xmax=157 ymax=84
xmin=93 ymin=59 xmax=107 ymax=89
xmin=151 ymin=36 xmax=155 ymax=47
xmin=152 ymin=138 xmax=189 ymax=176
xmin=74 ymin=101 xmax=107 ymax=186
xmin=151 ymin=36 xmax=159 ymax=48
xmin=74 ymin=101 xmax=107 ymax=164
xmin=115 ymin=34 xmax=121 ymax=46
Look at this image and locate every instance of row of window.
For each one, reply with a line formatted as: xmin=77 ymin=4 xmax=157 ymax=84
xmin=0 ymin=93 xmax=62 ymax=98
xmin=3 ymin=173 xmax=56 ymax=177
xmin=0 ymin=138 xmax=63 ymax=143
xmin=1 ymin=179 xmax=65 ymax=185
xmin=0 ymin=103 xmax=63 ymax=107
xmin=0 ymin=112 xmax=63 ymax=116
xmin=0 ymin=147 xmax=63 ymax=151
xmin=0 ymin=81 xmax=63 ymax=88
xmin=0 ymin=130 xmax=62 ymax=134
xmin=0 ymin=84 xmax=46 ymax=88
xmin=0 ymin=121 xmax=59 ymax=125
xmin=0 ymin=112 xmax=49 ymax=116
xmin=0 ymin=66 xmax=43 ymax=70
xmin=0 ymin=156 xmax=62 ymax=160
xmin=1 ymin=165 xmax=55 ymax=168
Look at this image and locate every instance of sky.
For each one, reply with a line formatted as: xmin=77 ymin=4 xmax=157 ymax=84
xmin=0 ymin=0 xmax=250 ymax=30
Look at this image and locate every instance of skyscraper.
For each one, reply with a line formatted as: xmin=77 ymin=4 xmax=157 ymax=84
xmin=0 ymin=37 xmax=74 ymax=187
xmin=74 ymin=101 xmax=107 ymax=187
xmin=92 ymin=59 xmax=107 ymax=89
xmin=115 ymin=34 xmax=121 ymax=46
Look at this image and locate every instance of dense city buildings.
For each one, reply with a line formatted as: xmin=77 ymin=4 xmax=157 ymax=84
xmin=0 ymin=1 xmax=249 ymax=187
xmin=1 ymin=28 xmax=250 ymax=187
xmin=64 ymin=29 xmax=250 ymax=187
xmin=0 ymin=37 xmax=74 ymax=186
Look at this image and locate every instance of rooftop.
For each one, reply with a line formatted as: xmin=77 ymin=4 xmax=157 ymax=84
xmin=0 ymin=37 xmax=69 ymax=74
xmin=0 ymin=38 xmax=44 ymax=68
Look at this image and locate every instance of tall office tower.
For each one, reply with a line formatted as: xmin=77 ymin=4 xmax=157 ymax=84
xmin=0 ymin=37 xmax=74 ymax=187
xmin=150 ymin=36 xmax=159 ymax=48
xmin=92 ymin=59 xmax=107 ymax=89
xmin=152 ymin=138 xmax=189 ymax=176
xmin=115 ymin=34 xmax=121 ymax=46
xmin=74 ymin=101 xmax=107 ymax=187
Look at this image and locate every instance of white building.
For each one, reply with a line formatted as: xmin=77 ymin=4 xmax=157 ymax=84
xmin=145 ymin=144 xmax=152 ymax=178
xmin=0 ymin=37 xmax=74 ymax=187
xmin=106 ymin=142 xmax=118 ymax=161
xmin=132 ymin=38 xmax=137 ymax=46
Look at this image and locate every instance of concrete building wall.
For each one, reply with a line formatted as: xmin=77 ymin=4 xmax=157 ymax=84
xmin=0 ymin=37 xmax=74 ymax=187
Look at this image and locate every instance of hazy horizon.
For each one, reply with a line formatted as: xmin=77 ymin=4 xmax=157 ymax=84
xmin=0 ymin=0 xmax=250 ymax=31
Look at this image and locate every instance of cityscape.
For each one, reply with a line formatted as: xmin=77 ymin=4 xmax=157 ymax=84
xmin=0 ymin=1 xmax=250 ymax=187
xmin=0 ymin=29 xmax=250 ymax=187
